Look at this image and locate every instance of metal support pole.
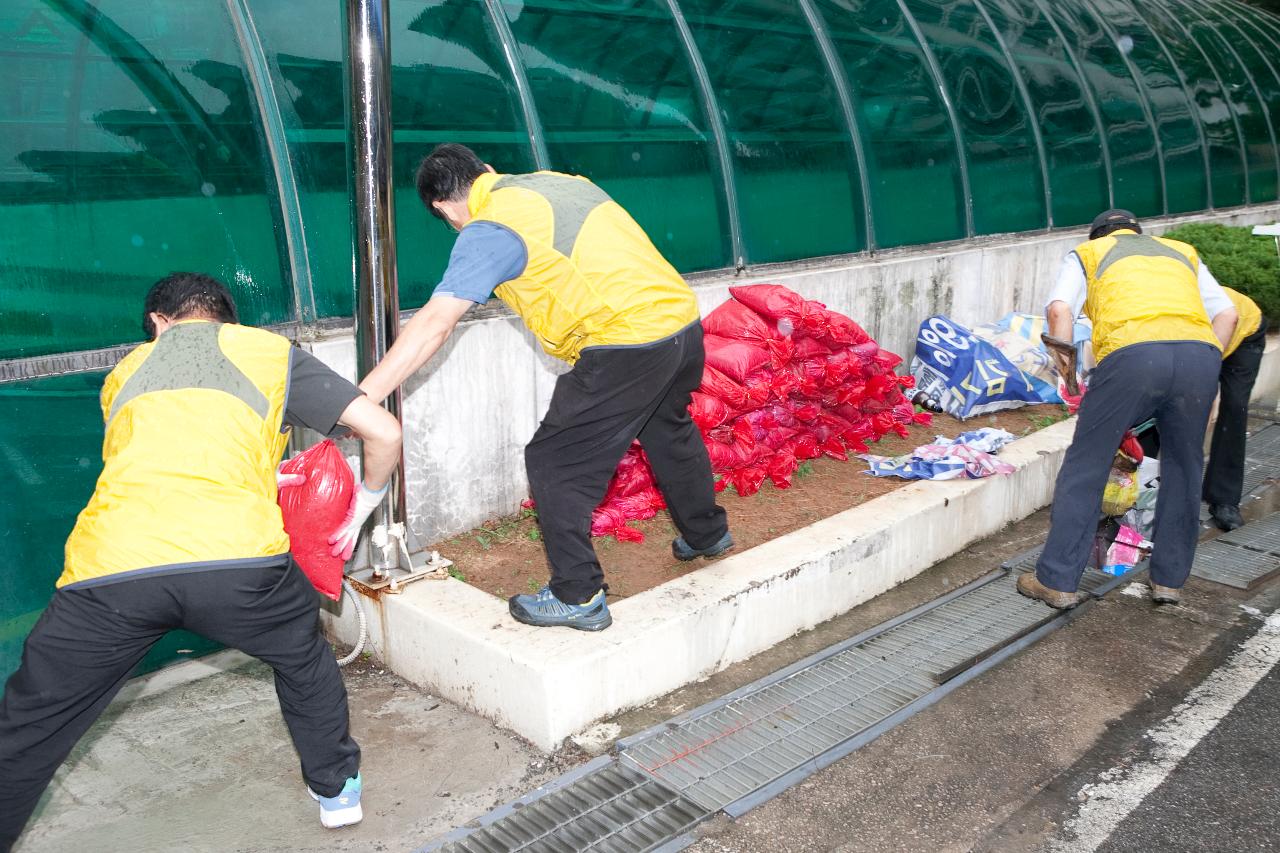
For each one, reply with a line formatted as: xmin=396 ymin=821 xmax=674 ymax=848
xmin=343 ymin=0 xmax=450 ymax=590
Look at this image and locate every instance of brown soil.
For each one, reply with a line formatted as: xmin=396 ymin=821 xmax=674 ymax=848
xmin=434 ymin=406 xmax=1067 ymax=602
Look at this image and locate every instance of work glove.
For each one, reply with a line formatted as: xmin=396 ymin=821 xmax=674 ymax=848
xmin=276 ymin=463 xmax=306 ymax=489
xmin=1058 ymin=380 xmax=1086 ymax=415
xmin=328 ymin=481 xmax=389 ymax=561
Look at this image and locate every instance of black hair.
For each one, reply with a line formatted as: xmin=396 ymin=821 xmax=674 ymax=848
xmin=142 ymin=272 xmax=238 ymax=340
xmin=1088 ymin=208 xmax=1142 ymax=241
xmin=415 ymin=143 xmax=487 ymax=220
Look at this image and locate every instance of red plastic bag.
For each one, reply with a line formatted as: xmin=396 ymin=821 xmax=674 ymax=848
xmin=703 ymin=334 xmax=772 ymax=383
xmin=703 ymin=300 xmax=794 ymax=367
xmin=278 ymin=439 xmax=354 ymax=601
xmin=689 ymin=391 xmax=733 ymax=431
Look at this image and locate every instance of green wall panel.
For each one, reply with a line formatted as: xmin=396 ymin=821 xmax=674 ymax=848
xmin=678 ymin=0 xmax=865 ymax=264
xmin=813 ymin=0 xmax=966 ymax=247
xmin=496 ymin=0 xmax=730 ymax=272
xmin=902 ymin=0 xmax=1046 ymax=235
xmin=0 ymin=0 xmax=294 ymax=360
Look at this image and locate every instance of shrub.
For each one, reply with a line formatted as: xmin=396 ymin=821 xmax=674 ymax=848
xmin=1161 ymin=222 xmax=1280 ymax=321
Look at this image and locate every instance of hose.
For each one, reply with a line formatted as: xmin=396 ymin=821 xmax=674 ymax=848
xmin=335 ymin=578 xmax=368 ymax=667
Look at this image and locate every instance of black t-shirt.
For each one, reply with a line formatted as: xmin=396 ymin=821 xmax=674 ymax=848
xmin=283 ymin=347 xmax=363 ymax=436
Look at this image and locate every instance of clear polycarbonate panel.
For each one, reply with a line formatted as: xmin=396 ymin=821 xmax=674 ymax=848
xmin=0 ymin=374 xmax=221 ymax=682
xmin=496 ymin=0 xmax=730 ymax=272
xmin=900 ymin=0 xmax=1047 ymax=235
xmin=1044 ymin=1 xmax=1162 ymax=217
xmin=980 ymin=0 xmax=1109 ymax=227
xmin=811 ymin=0 xmax=967 ymax=247
xmin=0 ymin=0 xmax=293 ymax=359
xmin=677 ymin=0 xmax=865 ymax=264
xmin=1127 ymin=0 xmax=1246 ymax=208
xmin=1087 ymin=0 xmax=1206 ymax=213
xmin=1170 ymin=0 xmax=1277 ymax=204
xmin=247 ymin=0 xmax=537 ymax=315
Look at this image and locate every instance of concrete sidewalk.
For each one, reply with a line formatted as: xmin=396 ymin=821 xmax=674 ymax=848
xmin=15 ymin=494 xmax=1280 ymax=852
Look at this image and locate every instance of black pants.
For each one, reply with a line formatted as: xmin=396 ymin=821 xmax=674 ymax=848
xmin=526 ymin=322 xmax=728 ymax=604
xmin=1204 ymin=321 xmax=1268 ymax=506
xmin=1037 ymin=341 xmax=1220 ymax=594
xmin=0 ymin=560 xmax=359 ymax=850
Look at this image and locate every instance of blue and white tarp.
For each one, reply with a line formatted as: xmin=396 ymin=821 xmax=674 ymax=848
xmin=910 ymin=315 xmax=1050 ymax=419
xmin=861 ymin=428 xmax=1018 ymax=480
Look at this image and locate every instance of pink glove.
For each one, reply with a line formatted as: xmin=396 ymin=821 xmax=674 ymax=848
xmin=276 ymin=464 xmax=306 ymax=489
xmin=327 ymin=482 xmax=388 ymax=560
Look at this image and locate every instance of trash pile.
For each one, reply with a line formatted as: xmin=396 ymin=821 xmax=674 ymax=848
xmin=591 ymin=284 xmax=928 ymax=541
xmin=910 ymin=313 xmax=1092 ymax=419
xmin=862 ymin=427 xmax=1017 ymax=481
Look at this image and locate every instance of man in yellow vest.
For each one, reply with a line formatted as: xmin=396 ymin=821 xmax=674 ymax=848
xmin=1018 ymin=210 xmax=1238 ymax=609
xmin=1203 ymin=287 xmax=1267 ymax=530
xmin=359 ymin=144 xmax=730 ymax=632
xmin=0 ymin=274 xmax=402 ymax=848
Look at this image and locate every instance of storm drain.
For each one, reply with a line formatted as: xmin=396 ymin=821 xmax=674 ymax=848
xmin=430 ymin=761 xmax=708 ymax=853
xmin=618 ymin=645 xmax=935 ymax=811
xmin=1001 ymin=545 xmax=1142 ymax=598
xmin=854 ymin=573 xmax=1055 ymax=681
xmin=1190 ymin=539 xmax=1280 ymax=590
xmin=1245 ymin=424 xmax=1280 ymax=467
xmin=1219 ymin=513 xmax=1280 ymax=556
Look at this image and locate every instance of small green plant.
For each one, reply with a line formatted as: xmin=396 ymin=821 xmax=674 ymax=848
xmin=475 ymin=533 xmax=492 ymax=550
xmin=795 ymin=461 xmax=814 ymax=479
xmin=526 ymin=577 xmax=542 ymax=593
xmin=1162 ymin=222 xmax=1280 ymax=320
xmin=526 ymin=528 xmax=541 ymax=542
xmin=447 ymin=565 xmax=466 ymax=582
xmin=1030 ymin=411 xmax=1069 ymax=431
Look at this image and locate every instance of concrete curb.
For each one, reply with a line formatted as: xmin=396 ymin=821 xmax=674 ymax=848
xmin=325 ymin=420 xmax=1076 ymax=751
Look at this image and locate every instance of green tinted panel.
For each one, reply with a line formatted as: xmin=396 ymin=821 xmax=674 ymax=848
xmin=1128 ymin=1 xmax=1245 ymax=208
xmin=678 ymin=0 xmax=864 ymax=264
xmin=0 ymin=374 xmax=218 ymax=683
xmin=813 ymin=0 xmax=965 ymax=247
xmin=0 ymin=1 xmax=292 ymax=360
xmin=247 ymin=0 xmax=536 ymax=316
xmin=902 ymin=0 xmax=1045 ymax=235
xmin=498 ymin=0 xmax=729 ymax=271
xmin=1043 ymin=1 xmax=1161 ymax=217
xmin=1173 ymin=1 xmax=1277 ymax=204
xmin=1214 ymin=6 xmax=1280 ymax=194
xmin=981 ymin=0 xmax=1107 ymax=227
xmin=1088 ymin=0 xmax=1205 ymax=213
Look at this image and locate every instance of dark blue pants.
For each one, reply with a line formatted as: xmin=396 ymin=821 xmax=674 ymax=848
xmin=1037 ymin=341 xmax=1220 ymax=593
xmin=1204 ymin=321 xmax=1268 ymax=506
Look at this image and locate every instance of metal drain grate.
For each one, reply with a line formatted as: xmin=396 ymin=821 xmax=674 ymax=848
xmin=428 ymin=760 xmax=708 ymax=853
xmin=854 ymin=573 xmax=1055 ymax=681
xmin=1002 ymin=545 xmax=1144 ymax=598
xmin=1218 ymin=513 xmax=1280 ymax=556
xmin=1245 ymin=424 xmax=1280 ymax=466
xmin=619 ymin=645 xmax=934 ymax=812
xmin=1190 ymin=539 xmax=1280 ymax=590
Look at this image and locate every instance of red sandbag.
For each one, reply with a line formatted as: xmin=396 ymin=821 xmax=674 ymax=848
xmin=813 ymin=308 xmax=872 ymax=348
xmin=278 ymin=439 xmax=354 ymax=601
xmin=873 ymin=348 xmax=904 ymax=371
xmin=689 ymin=391 xmax=732 ymax=431
xmin=703 ymin=300 xmax=795 ymax=367
xmin=703 ymin=334 xmax=772 ymax=383
xmin=730 ymin=284 xmax=809 ymax=324
xmin=793 ymin=337 xmax=833 ymax=360
xmin=786 ymin=433 xmax=822 ymax=460
xmin=766 ymin=450 xmax=798 ymax=489
xmin=701 ymin=364 xmax=754 ymax=410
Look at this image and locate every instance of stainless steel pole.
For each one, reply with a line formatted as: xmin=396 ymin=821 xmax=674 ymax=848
xmin=345 ymin=0 xmax=405 ymax=574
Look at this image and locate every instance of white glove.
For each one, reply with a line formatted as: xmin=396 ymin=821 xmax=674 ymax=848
xmin=276 ymin=462 xmax=306 ymax=489
xmin=327 ymin=482 xmax=389 ymax=560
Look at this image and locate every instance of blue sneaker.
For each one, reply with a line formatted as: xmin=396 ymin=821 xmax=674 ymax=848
xmin=509 ymin=587 xmax=612 ymax=631
xmin=308 ymin=773 xmax=362 ymax=828
xmin=672 ymin=530 xmax=734 ymax=561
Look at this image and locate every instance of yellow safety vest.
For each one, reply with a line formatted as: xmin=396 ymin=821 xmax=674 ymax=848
xmin=1076 ymin=229 xmax=1220 ymax=362
xmin=1222 ymin=286 xmax=1263 ymax=358
xmin=60 ymin=321 xmax=293 ymax=587
xmin=468 ymin=171 xmax=699 ymax=363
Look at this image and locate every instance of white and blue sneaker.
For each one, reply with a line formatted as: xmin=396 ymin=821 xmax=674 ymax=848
xmin=509 ymin=586 xmax=612 ymax=631
xmin=309 ymin=773 xmax=362 ymax=828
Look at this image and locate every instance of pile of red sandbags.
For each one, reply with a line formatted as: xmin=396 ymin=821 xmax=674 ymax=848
xmin=590 ymin=284 xmax=930 ymax=541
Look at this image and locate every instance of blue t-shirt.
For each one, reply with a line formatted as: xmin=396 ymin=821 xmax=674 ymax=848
xmin=432 ymin=221 xmax=528 ymax=304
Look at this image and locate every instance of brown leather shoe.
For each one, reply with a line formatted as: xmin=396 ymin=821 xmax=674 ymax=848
xmin=1016 ymin=572 xmax=1084 ymax=609
xmin=1149 ymin=583 xmax=1182 ymax=605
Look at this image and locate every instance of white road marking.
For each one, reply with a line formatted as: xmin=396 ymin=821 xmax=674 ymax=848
xmin=1050 ymin=609 xmax=1280 ymax=852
